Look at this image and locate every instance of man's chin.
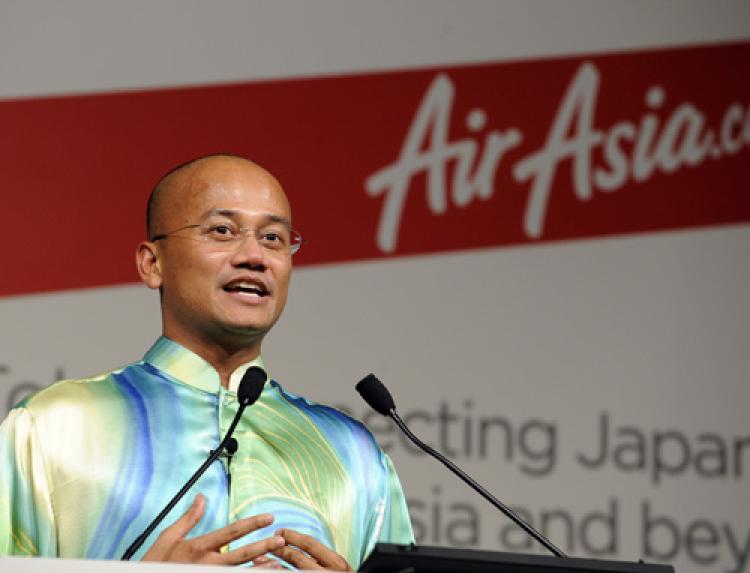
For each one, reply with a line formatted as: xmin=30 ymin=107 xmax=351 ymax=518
xmin=216 ymin=319 xmax=275 ymax=342
xmin=220 ymin=323 xmax=268 ymax=338
xmin=213 ymin=304 xmax=284 ymax=345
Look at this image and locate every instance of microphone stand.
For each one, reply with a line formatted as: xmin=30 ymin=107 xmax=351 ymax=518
xmin=121 ymin=400 xmax=249 ymax=560
xmin=389 ymin=408 xmax=566 ymax=558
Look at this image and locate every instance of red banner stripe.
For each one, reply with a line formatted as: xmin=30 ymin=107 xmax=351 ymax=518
xmin=1 ymin=41 xmax=749 ymax=297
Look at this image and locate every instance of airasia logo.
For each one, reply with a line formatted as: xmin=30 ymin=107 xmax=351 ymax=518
xmin=366 ymin=62 xmax=750 ymax=253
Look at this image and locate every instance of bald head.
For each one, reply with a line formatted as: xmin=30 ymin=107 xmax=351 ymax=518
xmin=147 ymin=154 xmax=286 ymax=240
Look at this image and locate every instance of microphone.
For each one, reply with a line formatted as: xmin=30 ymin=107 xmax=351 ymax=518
xmin=224 ymin=437 xmax=239 ymax=459
xmin=122 ymin=366 xmax=267 ymax=560
xmin=356 ymin=374 xmax=566 ymax=558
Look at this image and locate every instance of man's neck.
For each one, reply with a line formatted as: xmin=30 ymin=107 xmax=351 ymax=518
xmin=162 ymin=328 xmax=264 ymax=388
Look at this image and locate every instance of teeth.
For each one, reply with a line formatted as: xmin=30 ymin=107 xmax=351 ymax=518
xmin=226 ymin=280 xmax=266 ymax=295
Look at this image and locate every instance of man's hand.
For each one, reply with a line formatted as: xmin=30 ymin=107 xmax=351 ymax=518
xmin=265 ymin=528 xmax=352 ymax=571
xmin=142 ymin=494 xmax=286 ymax=565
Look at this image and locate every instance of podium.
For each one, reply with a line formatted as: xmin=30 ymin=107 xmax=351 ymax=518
xmin=0 ymin=557 xmax=236 ymax=572
xmin=360 ymin=544 xmax=675 ymax=573
xmin=2 ymin=545 xmax=675 ymax=573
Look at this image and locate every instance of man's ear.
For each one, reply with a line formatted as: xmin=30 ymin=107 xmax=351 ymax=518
xmin=136 ymin=241 xmax=163 ymax=290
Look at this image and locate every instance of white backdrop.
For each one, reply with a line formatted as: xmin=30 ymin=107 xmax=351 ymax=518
xmin=1 ymin=2 xmax=749 ymax=572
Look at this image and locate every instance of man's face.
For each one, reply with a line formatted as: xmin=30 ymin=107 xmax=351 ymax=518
xmin=148 ymin=158 xmax=293 ymax=348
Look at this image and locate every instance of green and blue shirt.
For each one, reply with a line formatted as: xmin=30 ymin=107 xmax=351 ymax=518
xmin=0 ymin=337 xmax=413 ymax=567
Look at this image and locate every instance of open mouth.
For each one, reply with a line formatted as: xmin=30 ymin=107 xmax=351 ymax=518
xmin=223 ymin=280 xmax=269 ymax=297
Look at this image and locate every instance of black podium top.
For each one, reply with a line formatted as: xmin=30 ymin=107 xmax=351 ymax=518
xmin=360 ymin=544 xmax=674 ymax=573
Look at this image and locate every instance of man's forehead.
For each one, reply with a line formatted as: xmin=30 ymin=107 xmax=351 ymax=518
xmin=163 ymin=159 xmax=290 ymax=221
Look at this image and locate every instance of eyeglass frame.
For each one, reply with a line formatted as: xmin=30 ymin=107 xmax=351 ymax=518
xmin=150 ymin=220 xmax=304 ymax=255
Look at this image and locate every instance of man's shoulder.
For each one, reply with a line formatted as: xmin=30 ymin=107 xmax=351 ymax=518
xmin=12 ymin=361 xmax=144 ymax=415
xmin=271 ymin=381 xmax=380 ymax=445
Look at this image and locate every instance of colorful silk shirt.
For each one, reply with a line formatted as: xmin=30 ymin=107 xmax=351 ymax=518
xmin=0 ymin=337 xmax=414 ymax=567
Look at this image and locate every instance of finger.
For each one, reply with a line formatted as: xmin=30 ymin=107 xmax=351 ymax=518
xmin=253 ymin=555 xmax=284 ymax=569
xmin=273 ymin=546 xmax=322 ymax=570
xmin=221 ymin=535 xmax=286 ymax=566
xmin=165 ymin=494 xmax=206 ymax=540
xmin=195 ymin=513 xmax=275 ymax=551
xmin=275 ymin=529 xmax=350 ymax=570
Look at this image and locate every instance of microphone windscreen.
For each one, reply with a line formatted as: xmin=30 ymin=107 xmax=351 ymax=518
xmin=238 ymin=366 xmax=266 ymax=406
xmin=356 ymin=374 xmax=396 ymax=416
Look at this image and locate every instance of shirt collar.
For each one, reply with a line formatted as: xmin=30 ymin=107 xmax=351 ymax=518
xmin=143 ymin=336 xmax=267 ymax=395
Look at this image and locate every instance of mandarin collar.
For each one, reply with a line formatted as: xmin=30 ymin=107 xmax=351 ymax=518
xmin=143 ymin=336 xmax=267 ymax=395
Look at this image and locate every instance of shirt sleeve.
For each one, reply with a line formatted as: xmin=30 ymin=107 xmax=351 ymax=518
xmin=377 ymin=453 xmax=414 ymax=544
xmin=360 ymin=452 xmax=414 ymax=566
xmin=0 ymin=407 xmax=57 ymax=556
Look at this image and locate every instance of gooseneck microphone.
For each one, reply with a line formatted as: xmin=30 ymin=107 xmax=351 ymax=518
xmin=356 ymin=374 xmax=566 ymax=558
xmin=121 ymin=366 xmax=267 ymax=560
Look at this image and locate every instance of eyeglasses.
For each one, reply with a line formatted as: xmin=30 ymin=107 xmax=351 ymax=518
xmin=151 ymin=222 xmax=303 ymax=254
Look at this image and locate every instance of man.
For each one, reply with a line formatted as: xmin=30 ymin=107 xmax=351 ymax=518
xmin=0 ymin=155 xmax=414 ymax=569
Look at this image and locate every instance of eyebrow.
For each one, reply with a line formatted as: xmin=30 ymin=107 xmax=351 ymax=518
xmin=200 ymin=208 xmax=292 ymax=229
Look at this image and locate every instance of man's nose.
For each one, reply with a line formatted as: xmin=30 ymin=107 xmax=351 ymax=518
xmin=229 ymin=232 xmax=266 ymax=268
